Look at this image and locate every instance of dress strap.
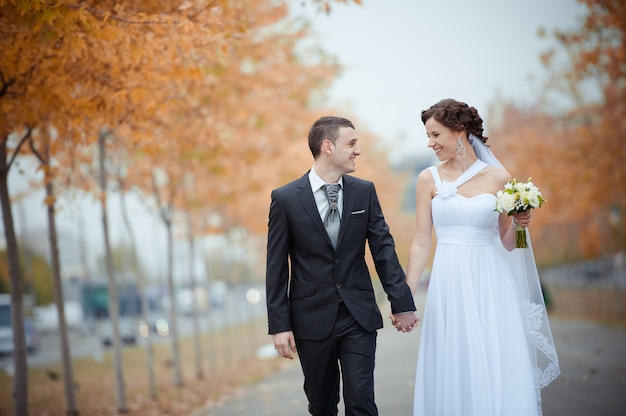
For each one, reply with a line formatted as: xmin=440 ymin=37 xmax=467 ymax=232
xmin=428 ymin=166 xmax=442 ymax=186
xmin=452 ymin=160 xmax=488 ymax=188
xmin=429 ymin=160 xmax=488 ymax=195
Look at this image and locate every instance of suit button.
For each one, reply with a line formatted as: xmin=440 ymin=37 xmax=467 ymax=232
xmin=335 ymin=259 xmax=340 ymax=264
xmin=336 ymin=284 xmax=341 ymax=289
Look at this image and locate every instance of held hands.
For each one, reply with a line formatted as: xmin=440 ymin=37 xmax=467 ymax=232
xmin=273 ymin=331 xmax=297 ymax=359
xmin=390 ymin=312 xmax=420 ymax=333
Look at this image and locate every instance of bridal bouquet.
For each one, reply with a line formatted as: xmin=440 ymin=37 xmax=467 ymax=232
xmin=494 ymin=178 xmax=546 ymax=248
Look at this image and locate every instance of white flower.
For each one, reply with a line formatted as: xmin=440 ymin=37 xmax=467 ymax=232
xmin=519 ymin=189 xmax=532 ymax=205
xmin=527 ymin=193 xmax=541 ymax=208
xmin=494 ymin=177 xmax=546 ymax=215
xmin=495 ymin=191 xmax=517 ymax=213
xmin=437 ymin=182 xmax=457 ymax=199
xmin=520 ymin=185 xmax=543 ymax=209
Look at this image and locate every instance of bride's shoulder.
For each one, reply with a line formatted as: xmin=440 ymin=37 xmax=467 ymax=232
xmin=417 ymin=165 xmax=436 ymax=178
xmin=483 ymin=166 xmax=511 ymax=185
xmin=416 ymin=164 xmax=440 ymax=180
xmin=416 ymin=166 xmax=437 ymax=191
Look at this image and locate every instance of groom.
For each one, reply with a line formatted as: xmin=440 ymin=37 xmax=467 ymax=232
xmin=265 ymin=116 xmax=418 ymax=416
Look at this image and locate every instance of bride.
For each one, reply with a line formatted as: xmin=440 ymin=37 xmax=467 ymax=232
xmin=401 ymin=99 xmax=560 ymax=415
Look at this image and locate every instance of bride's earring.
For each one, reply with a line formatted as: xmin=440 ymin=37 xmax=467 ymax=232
xmin=456 ymin=137 xmax=466 ymax=158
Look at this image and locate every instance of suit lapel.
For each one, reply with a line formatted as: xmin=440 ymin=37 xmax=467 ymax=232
xmin=338 ymin=175 xmax=356 ymax=248
xmin=296 ymin=174 xmax=333 ymax=247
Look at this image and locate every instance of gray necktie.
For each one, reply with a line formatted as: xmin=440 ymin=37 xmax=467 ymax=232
xmin=322 ymin=184 xmax=341 ymax=248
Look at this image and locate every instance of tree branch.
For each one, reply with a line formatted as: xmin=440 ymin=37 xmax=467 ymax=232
xmin=7 ymin=127 xmax=33 ymax=171
xmin=0 ymin=68 xmax=16 ymax=99
xmin=187 ymin=0 xmax=219 ymax=22
xmin=27 ymin=133 xmax=47 ymax=165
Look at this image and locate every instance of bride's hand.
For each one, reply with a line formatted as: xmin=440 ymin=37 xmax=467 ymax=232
xmin=512 ymin=211 xmax=531 ymax=228
xmin=389 ymin=314 xmax=402 ymax=331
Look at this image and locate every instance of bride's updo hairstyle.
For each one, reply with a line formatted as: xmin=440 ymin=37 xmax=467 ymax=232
xmin=421 ymin=98 xmax=489 ymax=145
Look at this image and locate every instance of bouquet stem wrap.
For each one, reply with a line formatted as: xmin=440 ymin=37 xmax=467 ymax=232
xmin=515 ymin=223 xmax=527 ymax=248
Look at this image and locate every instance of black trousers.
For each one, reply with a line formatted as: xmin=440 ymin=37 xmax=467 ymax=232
xmin=296 ymin=302 xmax=378 ymax=416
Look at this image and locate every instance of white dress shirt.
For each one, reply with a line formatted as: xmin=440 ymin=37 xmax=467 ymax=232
xmin=309 ymin=166 xmax=343 ymax=221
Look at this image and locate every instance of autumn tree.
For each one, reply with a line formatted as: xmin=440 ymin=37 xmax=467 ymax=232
xmin=25 ymin=129 xmax=82 ymax=416
xmin=0 ymin=127 xmax=32 ymax=416
xmin=2 ymin=0 xmax=393 ymax=414
xmin=0 ymin=2 xmax=172 ymax=411
xmin=488 ymin=0 xmax=626 ymax=263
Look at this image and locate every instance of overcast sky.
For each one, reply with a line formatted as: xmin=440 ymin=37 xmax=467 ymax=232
xmin=291 ymin=0 xmax=584 ymax=161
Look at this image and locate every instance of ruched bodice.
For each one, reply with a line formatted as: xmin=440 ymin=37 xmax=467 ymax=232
xmin=433 ymin=193 xmax=498 ymax=229
xmin=432 ymin=191 xmax=499 ymax=247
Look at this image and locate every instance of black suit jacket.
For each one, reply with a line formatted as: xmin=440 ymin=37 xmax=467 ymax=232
xmin=266 ymin=172 xmax=415 ymax=340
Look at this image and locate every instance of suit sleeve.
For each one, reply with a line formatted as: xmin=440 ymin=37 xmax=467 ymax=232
xmin=265 ymin=189 xmax=292 ymax=335
xmin=366 ymin=183 xmax=416 ymax=314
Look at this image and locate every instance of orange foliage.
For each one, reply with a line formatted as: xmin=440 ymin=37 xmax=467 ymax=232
xmin=486 ymin=0 xmax=626 ymax=264
xmin=489 ymin=101 xmax=625 ymax=263
xmin=0 ymin=0 xmax=411 ymax=413
xmin=0 ymin=0 xmax=374 ymax=234
xmin=0 ymin=0 xmax=409 ymax=288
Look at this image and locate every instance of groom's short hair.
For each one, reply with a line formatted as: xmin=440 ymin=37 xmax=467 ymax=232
xmin=308 ymin=116 xmax=355 ymax=159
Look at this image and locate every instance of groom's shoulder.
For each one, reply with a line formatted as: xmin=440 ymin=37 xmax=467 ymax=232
xmin=273 ymin=172 xmax=309 ymax=194
xmin=345 ymin=174 xmax=373 ymax=188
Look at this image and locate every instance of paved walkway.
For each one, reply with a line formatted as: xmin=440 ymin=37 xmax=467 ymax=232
xmin=190 ymin=292 xmax=626 ymax=416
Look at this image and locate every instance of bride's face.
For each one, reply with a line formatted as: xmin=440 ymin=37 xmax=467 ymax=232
xmin=425 ymin=117 xmax=458 ymax=161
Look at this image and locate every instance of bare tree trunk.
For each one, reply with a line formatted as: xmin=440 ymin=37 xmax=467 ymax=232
xmin=204 ymin=251 xmax=222 ymax=374
xmin=98 ymin=130 xmax=127 ymax=412
xmin=187 ymin=213 xmax=203 ymax=380
xmin=41 ymin=145 xmax=79 ymax=416
xmin=74 ymin=199 xmax=91 ymax=283
xmin=151 ymin=172 xmax=183 ymax=387
xmin=204 ymin=252 xmax=218 ymax=374
xmin=30 ymin=139 xmax=78 ymax=416
xmin=164 ymin=219 xmax=183 ymax=386
xmin=119 ymin=185 xmax=158 ymax=399
xmin=0 ymin=134 xmax=28 ymax=416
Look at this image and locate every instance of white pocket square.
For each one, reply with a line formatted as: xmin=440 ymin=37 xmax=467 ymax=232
xmin=351 ymin=210 xmax=365 ymax=215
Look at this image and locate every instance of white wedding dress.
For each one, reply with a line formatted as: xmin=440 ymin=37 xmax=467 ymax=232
xmin=413 ymin=160 xmax=543 ymax=416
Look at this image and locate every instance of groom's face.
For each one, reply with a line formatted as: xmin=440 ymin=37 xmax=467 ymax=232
xmin=330 ymin=127 xmax=361 ymax=174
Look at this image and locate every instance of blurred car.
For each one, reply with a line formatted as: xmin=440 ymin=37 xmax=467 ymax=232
xmin=0 ymin=294 xmax=40 ymax=356
xmin=100 ymin=316 xmax=138 ymax=347
xmin=35 ymin=301 xmax=85 ymax=334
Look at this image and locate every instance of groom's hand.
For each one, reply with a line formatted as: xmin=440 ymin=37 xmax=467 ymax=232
xmin=390 ymin=312 xmax=419 ymax=333
xmin=273 ymin=331 xmax=297 ymax=359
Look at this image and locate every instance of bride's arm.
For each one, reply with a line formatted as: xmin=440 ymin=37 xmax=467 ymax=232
xmin=499 ymin=212 xmax=519 ymax=251
xmin=406 ymin=169 xmax=434 ymax=296
xmin=499 ymin=211 xmax=531 ymax=251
